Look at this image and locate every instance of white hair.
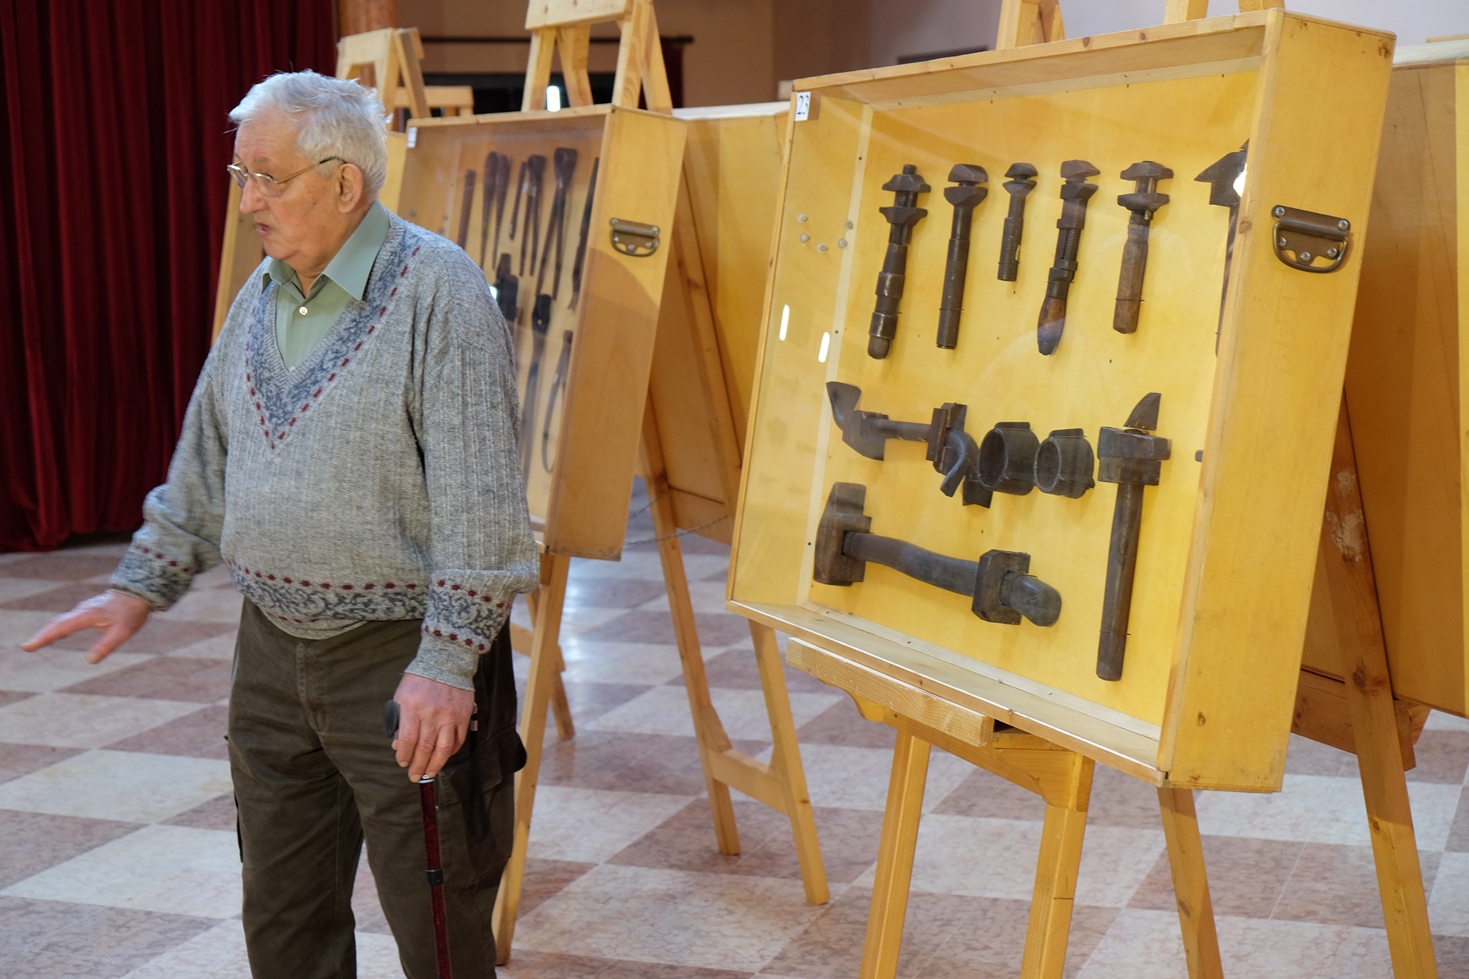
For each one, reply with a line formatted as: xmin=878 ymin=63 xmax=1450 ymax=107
xmin=230 ymin=70 xmax=389 ymax=199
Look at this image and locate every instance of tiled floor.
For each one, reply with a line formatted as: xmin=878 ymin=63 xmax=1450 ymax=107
xmin=5 ymin=508 xmax=1469 ymax=978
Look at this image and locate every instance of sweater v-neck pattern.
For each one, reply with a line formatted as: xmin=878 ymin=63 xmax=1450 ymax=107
xmin=244 ymin=232 xmax=420 ymax=455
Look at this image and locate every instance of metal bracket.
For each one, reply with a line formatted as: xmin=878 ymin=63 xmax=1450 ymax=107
xmin=609 ymin=217 xmax=659 ymax=257
xmin=1271 ymin=205 xmax=1350 ymax=273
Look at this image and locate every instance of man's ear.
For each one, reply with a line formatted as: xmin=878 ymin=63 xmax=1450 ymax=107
xmin=336 ymin=162 xmax=366 ymax=212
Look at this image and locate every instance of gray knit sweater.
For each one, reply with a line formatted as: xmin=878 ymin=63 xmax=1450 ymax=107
xmin=111 ymin=213 xmax=539 ymax=689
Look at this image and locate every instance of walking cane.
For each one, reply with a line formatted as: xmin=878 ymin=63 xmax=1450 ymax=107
xmin=383 ymin=700 xmax=453 ymax=979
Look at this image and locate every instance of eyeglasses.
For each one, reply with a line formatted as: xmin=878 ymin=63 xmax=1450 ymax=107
xmin=227 ymin=157 xmax=343 ymax=198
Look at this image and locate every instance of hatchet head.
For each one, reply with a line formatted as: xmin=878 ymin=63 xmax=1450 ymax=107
xmin=1195 ymin=144 xmax=1247 ymax=208
xmin=826 ymin=382 xmax=889 ymax=460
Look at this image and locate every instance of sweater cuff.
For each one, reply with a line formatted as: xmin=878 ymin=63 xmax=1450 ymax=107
xmin=406 ymin=631 xmax=482 ymax=690
xmin=110 ymin=543 xmax=197 ymax=611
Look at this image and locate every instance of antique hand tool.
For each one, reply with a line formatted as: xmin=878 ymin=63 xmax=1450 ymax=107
xmin=813 ymin=482 xmax=1060 ymax=626
xmin=936 ymin=164 xmax=988 ymax=350
xmin=546 ymin=148 xmax=578 ymax=299
xmin=826 ymin=382 xmax=990 ymax=506
xmin=569 ymin=157 xmax=599 ymax=310
xmin=1036 ymin=160 xmax=1100 ymax=355
xmin=1096 ymin=392 xmax=1171 ymax=681
xmin=997 ymin=162 xmax=1037 ymax=281
xmin=491 ymin=153 xmax=511 ymax=261
xmin=518 ymin=297 xmax=551 ymax=480
xmin=492 ymin=253 xmax=519 ymax=325
xmin=1113 ymin=161 xmax=1172 ymax=335
xmin=520 ymin=154 xmax=547 ymax=276
xmin=508 ymin=158 xmax=528 ymax=242
xmin=977 ymin=422 xmax=1039 ymax=496
xmin=455 ymin=168 xmax=477 ymax=252
xmin=867 ymin=164 xmax=930 ymax=359
xmin=478 ymin=152 xmax=510 ymax=268
xmin=1195 ymin=143 xmax=1248 ymax=350
xmin=383 ymin=700 xmax=453 ymax=978
xmin=1035 ymin=429 xmax=1094 ymax=498
xmin=541 ymin=329 xmax=573 ymax=472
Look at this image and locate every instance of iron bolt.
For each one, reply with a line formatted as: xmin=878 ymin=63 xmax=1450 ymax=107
xmin=818 ymin=243 xmax=828 ymax=252
xmin=1277 ymin=236 xmax=1287 ymax=247
xmin=797 ymin=213 xmax=808 ymax=223
xmin=1273 ymin=205 xmax=1285 ymax=218
xmin=800 ymin=233 xmax=810 ymax=242
xmin=1338 ymin=219 xmax=1350 ymax=231
xmin=838 ymin=239 xmax=848 ymax=248
xmin=1299 ymin=251 xmax=1313 ymax=262
xmin=1326 ymin=247 xmax=1339 ymax=258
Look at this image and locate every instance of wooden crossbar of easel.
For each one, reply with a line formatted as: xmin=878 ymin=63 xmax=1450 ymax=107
xmin=492 ymin=1 xmax=829 ymax=964
xmin=843 ymin=1 xmax=1432 ymax=977
xmin=335 ymin=27 xmax=474 ymax=122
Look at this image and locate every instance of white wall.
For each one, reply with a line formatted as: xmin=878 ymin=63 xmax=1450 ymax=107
xmin=1061 ymin=0 xmax=1467 ymax=47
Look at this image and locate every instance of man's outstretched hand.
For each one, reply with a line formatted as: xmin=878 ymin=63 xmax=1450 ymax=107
xmin=20 ymin=591 xmax=152 ymax=664
xmin=392 ymin=672 xmax=475 ymax=782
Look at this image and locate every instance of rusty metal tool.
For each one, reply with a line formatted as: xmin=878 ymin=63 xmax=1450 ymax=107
xmin=519 ymin=298 xmax=550 ymax=481
xmin=478 ymin=152 xmax=510 ymax=268
xmin=826 ymin=382 xmax=989 ymax=506
xmin=569 ymin=157 xmax=599 ymax=310
xmin=1095 ymin=392 xmax=1171 ymax=681
xmin=541 ymin=329 xmax=573 ymax=472
xmin=867 ymin=164 xmax=930 ymax=359
xmin=383 ymin=700 xmax=453 ymax=978
xmin=546 ymin=148 xmax=578 ymax=299
xmin=492 ymin=253 xmax=519 ymax=325
xmin=997 ymin=162 xmax=1037 ymax=281
xmin=1113 ymin=161 xmax=1172 ymax=335
xmin=508 ymin=158 xmax=527 ymax=242
xmin=813 ymin=482 xmax=1060 ymax=626
xmin=1196 ymin=142 xmax=1248 ymax=350
xmin=936 ymin=164 xmax=988 ymax=350
xmin=1035 ymin=429 xmax=1094 ymax=498
xmin=455 ymin=168 xmax=476 ymax=252
xmin=520 ymin=154 xmax=547 ymax=276
xmin=977 ymin=422 xmax=1039 ymax=496
xmin=1036 ymin=160 xmax=1100 ymax=355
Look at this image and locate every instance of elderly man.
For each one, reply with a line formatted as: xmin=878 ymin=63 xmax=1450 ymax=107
xmin=23 ymin=71 xmax=537 ymax=978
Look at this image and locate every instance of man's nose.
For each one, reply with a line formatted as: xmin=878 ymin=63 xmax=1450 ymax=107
xmin=239 ymin=178 xmax=266 ymax=213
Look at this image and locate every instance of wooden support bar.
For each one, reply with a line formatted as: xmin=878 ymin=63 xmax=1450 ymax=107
xmin=995 ymin=0 xmax=1065 ymax=51
xmin=751 ymin=621 xmax=830 ymax=904
xmin=1158 ymin=787 xmax=1223 ymax=979
xmin=1023 ymin=791 xmax=1089 ymax=979
xmin=520 ymin=588 xmax=575 ymax=740
xmin=859 ymin=729 xmax=932 ymax=979
xmin=493 ymin=550 xmax=572 ymax=965
xmin=640 ymin=398 xmax=741 ymax=855
xmin=1315 ymin=400 xmax=1440 ymax=978
xmin=1163 ymin=0 xmax=1211 ymax=23
xmin=558 ymin=24 xmax=595 ymax=107
xmin=521 ymin=28 xmax=558 ymax=112
xmin=1292 ymin=667 xmax=1427 ymax=769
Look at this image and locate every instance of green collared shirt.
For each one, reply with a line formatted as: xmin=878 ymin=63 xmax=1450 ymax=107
xmin=262 ymin=201 xmax=392 ymax=369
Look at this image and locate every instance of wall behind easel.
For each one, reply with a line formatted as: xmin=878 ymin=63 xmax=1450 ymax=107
xmin=1063 ymin=0 xmax=1464 ymax=45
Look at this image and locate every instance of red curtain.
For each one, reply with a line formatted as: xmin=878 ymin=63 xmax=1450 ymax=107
xmin=0 ymin=0 xmax=335 ymax=551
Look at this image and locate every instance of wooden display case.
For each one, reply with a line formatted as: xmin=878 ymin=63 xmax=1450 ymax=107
xmin=1303 ymin=38 xmax=1469 ymax=718
xmin=399 ymin=105 xmax=686 ymax=559
xmin=729 ymin=11 xmax=1394 ymax=792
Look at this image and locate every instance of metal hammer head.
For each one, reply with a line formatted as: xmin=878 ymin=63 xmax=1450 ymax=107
xmin=944 ymin=164 xmax=989 ymax=207
xmin=812 ymin=483 xmax=872 ymax=586
xmin=1005 ymin=162 xmax=1039 ymax=182
xmin=826 ymin=382 xmax=888 ymax=460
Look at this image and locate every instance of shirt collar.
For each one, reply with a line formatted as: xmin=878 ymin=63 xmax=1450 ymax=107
xmin=261 ymin=201 xmax=392 ymax=301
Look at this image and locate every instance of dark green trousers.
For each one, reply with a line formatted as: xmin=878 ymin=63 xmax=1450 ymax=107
xmin=229 ymin=600 xmax=524 ymax=979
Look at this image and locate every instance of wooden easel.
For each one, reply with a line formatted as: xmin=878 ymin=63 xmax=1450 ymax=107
xmin=210 ymin=27 xmax=465 ymax=341
xmin=838 ymin=2 xmax=1440 ymax=977
xmin=492 ymin=0 xmax=828 ymax=963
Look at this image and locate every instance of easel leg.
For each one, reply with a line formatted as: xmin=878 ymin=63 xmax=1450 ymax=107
xmin=860 ymin=729 xmax=931 ymax=979
xmin=641 ymin=469 xmax=740 ymax=854
xmin=1020 ymin=756 xmax=1091 ymax=979
xmin=523 ymin=587 xmax=575 ymax=739
xmin=1157 ymin=787 xmax=1223 ymax=979
xmin=750 ymin=620 xmax=830 ymax=904
xmin=1319 ymin=401 xmax=1438 ymax=978
xmin=492 ymin=551 xmax=571 ymax=964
